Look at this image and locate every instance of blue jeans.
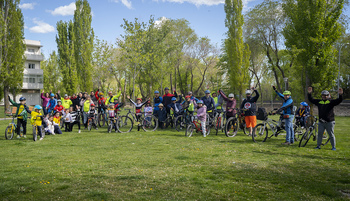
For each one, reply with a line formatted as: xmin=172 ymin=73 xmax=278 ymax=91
xmin=285 ymin=115 xmax=294 ymax=143
xmin=43 ymin=107 xmax=48 ymax=115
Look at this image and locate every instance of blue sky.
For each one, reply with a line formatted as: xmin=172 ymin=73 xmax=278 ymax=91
xmin=20 ymin=0 xmax=349 ymax=58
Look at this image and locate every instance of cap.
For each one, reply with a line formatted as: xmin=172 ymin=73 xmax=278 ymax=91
xmin=159 ymin=103 xmax=164 ymax=107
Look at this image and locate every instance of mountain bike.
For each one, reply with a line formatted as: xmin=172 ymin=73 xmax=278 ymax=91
xmin=125 ymin=109 xmax=158 ymax=132
xmin=87 ymin=114 xmax=98 ymax=131
xmin=253 ymin=109 xmax=286 ymax=143
xmin=97 ymin=107 xmax=109 ymax=127
xmin=299 ymin=117 xmax=330 ymax=147
xmin=185 ymin=117 xmax=210 ymax=137
xmin=5 ymin=114 xmax=21 ymax=140
xmin=237 ymin=110 xmax=248 ymax=135
xmin=293 ymin=115 xmax=307 ymax=142
xmin=174 ymin=110 xmax=192 ymax=132
xmin=213 ymin=109 xmax=226 ymax=135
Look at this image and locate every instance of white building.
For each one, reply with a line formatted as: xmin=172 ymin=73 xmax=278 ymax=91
xmin=18 ymin=39 xmax=44 ymax=105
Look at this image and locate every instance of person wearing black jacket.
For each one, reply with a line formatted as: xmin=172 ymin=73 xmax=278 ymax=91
xmin=240 ymin=87 xmax=259 ymax=136
xmin=308 ymin=87 xmax=343 ymax=150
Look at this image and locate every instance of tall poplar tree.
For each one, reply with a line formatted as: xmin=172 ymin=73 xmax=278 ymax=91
xmin=56 ymin=20 xmax=78 ymax=94
xmin=223 ymin=0 xmax=250 ymax=102
xmin=0 ymin=0 xmax=25 ymax=111
xmin=41 ymin=51 xmax=62 ymax=92
xmin=283 ymin=0 xmax=344 ymax=100
xmin=74 ymin=0 xmax=94 ymax=92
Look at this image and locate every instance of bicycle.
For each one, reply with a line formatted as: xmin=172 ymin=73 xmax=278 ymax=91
xmin=5 ymin=114 xmax=21 ymax=140
xmin=164 ymin=112 xmax=175 ymax=129
xmin=125 ymin=109 xmax=158 ymax=132
xmin=185 ymin=117 xmax=211 ymax=137
xmin=87 ymin=114 xmax=98 ymax=131
xmin=253 ymin=108 xmax=287 ymax=143
xmin=213 ymin=109 xmax=226 ymax=135
xmin=97 ymin=107 xmax=109 ymax=127
xmin=107 ymin=111 xmax=133 ymax=133
xmin=293 ymin=115 xmax=307 ymax=142
xmin=299 ymin=117 xmax=330 ymax=147
xmin=225 ymin=115 xmax=239 ymax=137
xmin=237 ymin=111 xmax=248 ymax=135
xmin=174 ymin=110 xmax=192 ymax=131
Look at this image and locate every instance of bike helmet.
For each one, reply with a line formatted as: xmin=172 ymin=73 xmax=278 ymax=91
xmin=108 ymin=91 xmax=112 ymax=94
xmin=34 ymin=105 xmax=42 ymax=110
xmin=228 ymin=93 xmax=234 ymax=98
xmin=321 ymin=90 xmax=330 ymax=96
xmin=283 ymin=91 xmax=291 ymax=95
xmin=154 ymin=90 xmax=159 ymax=94
xmin=90 ymin=103 xmax=95 ymax=107
xmin=64 ymin=94 xmax=68 ymax=97
xmin=245 ymin=90 xmax=252 ymax=95
xmin=146 ymin=100 xmax=150 ymax=104
xmin=197 ymin=100 xmax=204 ymax=104
xmin=188 ymin=91 xmax=193 ymax=95
xmin=57 ymin=99 xmax=62 ymax=102
xmin=171 ymin=97 xmax=177 ymax=101
xmin=205 ymin=90 xmax=210 ymax=94
xmin=136 ymin=98 xmax=142 ymax=101
xmin=109 ymin=104 xmax=114 ymax=107
xmin=19 ymin=97 xmax=26 ymax=101
xmin=50 ymin=93 xmax=55 ymax=97
xmin=185 ymin=95 xmax=191 ymax=99
xmin=164 ymin=87 xmax=169 ymax=90
xmin=114 ymin=98 xmax=118 ymax=101
xmin=300 ymin=102 xmax=308 ymax=107
xmin=99 ymin=92 xmax=104 ymax=96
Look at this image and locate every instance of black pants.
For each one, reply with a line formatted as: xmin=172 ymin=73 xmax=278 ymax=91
xmin=70 ymin=121 xmax=81 ymax=131
xmin=65 ymin=122 xmax=71 ymax=132
xmin=17 ymin=118 xmax=27 ymax=135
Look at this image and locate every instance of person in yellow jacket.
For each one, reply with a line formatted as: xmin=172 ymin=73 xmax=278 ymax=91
xmin=106 ymin=88 xmax=122 ymax=105
xmin=61 ymin=94 xmax=73 ymax=109
xmin=82 ymin=95 xmax=91 ymax=129
xmin=26 ymin=105 xmax=44 ymax=140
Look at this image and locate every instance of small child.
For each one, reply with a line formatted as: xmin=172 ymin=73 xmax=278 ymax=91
xmin=70 ymin=107 xmax=81 ymax=133
xmin=144 ymin=101 xmax=153 ymax=116
xmin=47 ymin=115 xmax=55 ymax=135
xmin=54 ymin=100 xmax=64 ymax=114
xmin=62 ymin=108 xmax=71 ymax=132
xmin=8 ymin=96 xmax=29 ymax=138
xmin=113 ymin=99 xmax=124 ymax=113
xmin=42 ymin=114 xmax=53 ymax=135
xmin=195 ymin=100 xmax=207 ymax=137
xmin=26 ymin=105 xmax=44 ymax=140
xmin=296 ymin=102 xmax=310 ymax=128
xmin=88 ymin=104 xmax=98 ymax=130
xmin=156 ymin=103 xmax=167 ymax=129
xmin=53 ymin=112 xmax=63 ymax=134
xmin=127 ymin=95 xmax=149 ymax=123
xmin=46 ymin=93 xmax=57 ymax=114
xmin=107 ymin=104 xmax=117 ymax=132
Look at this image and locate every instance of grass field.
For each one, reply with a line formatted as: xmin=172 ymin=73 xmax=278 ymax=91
xmin=0 ymin=116 xmax=349 ymax=200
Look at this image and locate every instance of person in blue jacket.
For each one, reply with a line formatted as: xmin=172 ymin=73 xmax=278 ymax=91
xmin=201 ymin=90 xmax=215 ymax=112
xmin=273 ymin=86 xmax=294 ymax=145
xmin=167 ymin=97 xmax=182 ymax=117
xmin=46 ymin=93 xmax=57 ymax=114
xmin=153 ymin=90 xmax=163 ymax=116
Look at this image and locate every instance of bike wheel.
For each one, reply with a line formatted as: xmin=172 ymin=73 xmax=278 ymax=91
xmin=175 ymin=115 xmax=185 ymax=132
xmin=185 ymin=124 xmax=194 ymax=137
xmin=108 ymin=121 xmax=113 ymax=133
xmin=241 ymin=121 xmax=248 ymax=135
xmin=299 ymin=128 xmax=313 ymax=147
xmin=142 ymin=115 xmax=158 ymax=132
xmin=215 ymin=116 xmax=221 ymax=135
xmin=253 ymin=123 xmax=268 ymax=143
xmin=205 ymin=123 xmax=211 ymax=136
xmin=98 ymin=114 xmax=104 ymax=127
xmin=117 ymin=116 xmax=133 ymax=133
xmin=33 ymin=127 xmax=37 ymax=141
xmin=225 ymin=117 xmax=238 ymax=137
xmin=5 ymin=125 xmax=15 ymax=140
xmin=164 ymin=117 xmax=173 ymax=129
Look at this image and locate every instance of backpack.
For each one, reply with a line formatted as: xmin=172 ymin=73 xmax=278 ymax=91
xmin=257 ymin=107 xmax=268 ymax=121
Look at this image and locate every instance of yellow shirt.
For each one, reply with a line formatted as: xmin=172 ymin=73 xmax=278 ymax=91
xmin=18 ymin=105 xmax=24 ymax=119
xmin=30 ymin=111 xmax=42 ymax=126
xmin=53 ymin=116 xmax=61 ymax=124
xmin=84 ymin=100 xmax=91 ymax=112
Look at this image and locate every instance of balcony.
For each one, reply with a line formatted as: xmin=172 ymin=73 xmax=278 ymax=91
xmin=22 ymin=83 xmax=43 ymax=90
xmin=23 ymin=69 xmax=43 ymax=75
xmin=25 ymin=54 xmax=43 ymax=61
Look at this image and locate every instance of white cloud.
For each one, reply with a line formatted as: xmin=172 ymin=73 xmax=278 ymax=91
xmin=49 ymin=2 xmax=76 ymax=16
xmin=29 ymin=19 xmax=55 ymax=34
xmin=112 ymin=0 xmax=133 ymax=9
xmin=154 ymin=0 xmax=257 ymax=7
xmin=155 ymin=16 xmax=168 ymax=28
xmin=19 ymin=3 xmax=36 ymax=10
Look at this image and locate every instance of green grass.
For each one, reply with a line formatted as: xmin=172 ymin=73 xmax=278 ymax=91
xmin=0 ymin=117 xmax=349 ymax=200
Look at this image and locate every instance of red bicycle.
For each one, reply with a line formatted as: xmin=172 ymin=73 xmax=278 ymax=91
xmin=185 ymin=117 xmax=211 ymax=137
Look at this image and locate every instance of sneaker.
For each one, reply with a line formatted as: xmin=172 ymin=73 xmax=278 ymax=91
xmin=23 ymin=135 xmax=26 ymax=138
xmin=281 ymin=142 xmax=290 ymax=145
xmin=84 ymin=127 xmax=87 ymax=130
xmin=331 ymin=147 xmax=336 ymax=151
xmin=315 ymin=146 xmax=321 ymax=149
xmin=17 ymin=135 xmax=20 ymax=139
xmin=39 ymin=137 xmax=43 ymax=140
xmin=203 ymin=134 xmax=206 ymax=137
xmin=95 ymin=128 xmax=98 ymax=130
xmin=52 ymin=133 xmax=55 ymax=135
xmin=78 ymin=130 xmax=81 ymax=133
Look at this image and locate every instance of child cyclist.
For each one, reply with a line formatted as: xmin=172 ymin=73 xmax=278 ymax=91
xmin=156 ymin=103 xmax=167 ymax=129
xmin=194 ymin=100 xmax=207 ymax=137
xmin=46 ymin=93 xmax=57 ymax=114
xmin=127 ymin=95 xmax=150 ymax=123
xmin=107 ymin=104 xmax=118 ymax=132
xmin=113 ymin=98 xmax=124 ymax=113
xmin=69 ymin=106 xmax=81 ymax=133
xmin=8 ymin=96 xmax=29 ymax=138
xmin=88 ymin=103 xmax=98 ymax=130
xmin=25 ymin=105 xmax=44 ymax=140
xmin=295 ymin=102 xmax=310 ymax=128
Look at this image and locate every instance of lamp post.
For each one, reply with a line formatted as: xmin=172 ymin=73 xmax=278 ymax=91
xmin=283 ymin=77 xmax=288 ymax=91
xmin=338 ymin=43 xmax=349 ymax=97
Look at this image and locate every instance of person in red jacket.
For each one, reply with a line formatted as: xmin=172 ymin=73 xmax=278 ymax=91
xmin=95 ymin=89 xmax=107 ymax=114
xmin=54 ymin=100 xmax=64 ymax=114
xmin=162 ymin=87 xmax=177 ymax=113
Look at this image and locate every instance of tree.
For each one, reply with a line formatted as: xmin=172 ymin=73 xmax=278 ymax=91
xmin=0 ymin=0 xmax=25 ymax=111
xmin=74 ymin=0 xmax=94 ymax=92
xmin=223 ymin=0 xmax=250 ymax=103
xmin=41 ymin=51 xmax=62 ymax=91
xmin=283 ymin=0 xmax=345 ymax=101
xmin=56 ymin=20 xmax=78 ymax=95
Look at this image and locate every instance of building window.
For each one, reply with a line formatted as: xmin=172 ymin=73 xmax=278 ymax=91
xmin=28 ymin=63 xmax=35 ymax=69
xmin=29 ymin=78 xmax=35 ymax=83
xmin=37 ymin=75 xmax=43 ymax=83
xmin=28 ymin=48 xmax=35 ymax=53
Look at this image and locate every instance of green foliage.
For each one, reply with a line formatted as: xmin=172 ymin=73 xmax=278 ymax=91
xmin=74 ymin=0 xmax=94 ymax=92
xmin=0 ymin=0 xmax=25 ymax=110
xmin=41 ymin=51 xmax=62 ymax=92
xmin=283 ymin=0 xmax=344 ymax=99
xmin=56 ymin=20 xmax=78 ymax=95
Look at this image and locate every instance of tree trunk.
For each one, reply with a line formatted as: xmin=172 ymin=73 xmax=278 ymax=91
xmin=4 ymin=86 xmax=10 ymax=113
xmin=170 ymin=73 xmax=172 ymax=92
